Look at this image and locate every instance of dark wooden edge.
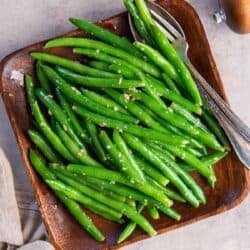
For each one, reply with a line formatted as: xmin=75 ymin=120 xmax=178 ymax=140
xmin=0 ymin=1 xmax=249 ymax=249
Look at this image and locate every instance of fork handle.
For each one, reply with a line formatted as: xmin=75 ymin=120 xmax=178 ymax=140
xmin=184 ymin=58 xmax=250 ymax=169
xmin=184 ymin=58 xmax=250 ymax=142
xmin=217 ymin=110 xmax=250 ymax=168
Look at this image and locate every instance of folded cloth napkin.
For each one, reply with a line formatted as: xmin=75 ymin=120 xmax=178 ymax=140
xmin=0 ymin=148 xmax=23 ymax=245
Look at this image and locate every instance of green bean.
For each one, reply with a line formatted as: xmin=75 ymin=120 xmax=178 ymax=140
xmin=81 ymin=88 xmax=128 ymax=114
xmin=86 ymin=121 xmax=107 ymax=163
xmin=83 ymin=204 xmax=124 ymax=224
xmin=30 ymin=150 xmax=106 ymax=239
xmin=129 ymin=83 xmax=200 ymax=115
xmin=137 ymin=101 xmax=205 ymax=153
xmin=108 ymin=64 xmax=137 ymax=79
xmin=113 ymin=130 xmax=145 ymax=183
xmin=60 ymin=171 xmax=158 ymax=206
xmin=117 ymin=203 xmax=144 ymax=244
xmin=28 ymin=129 xmax=62 ymax=163
xmin=126 ymin=199 xmax=136 ymax=208
xmin=51 ymin=167 xmax=126 ymax=203
xmin=36 ymin=61 xmax=52 ymax=93
xmin=72 ymin=105 xmax=189 ymax=146
xmin=104 ymin=89 xmax=166 ymax=132
xmin=123 ymin=133 xmax=199 ymax=207
xmin=178 ymin=164 xmax=196 ymax=172
xmin=73 ymin=48 xmax=148 ymax=92
xmin=202 ymin=151 xmax=228 ymax=166
xmin=93 ymin=175 xmax=179 ymax=218
xmin=142 ymin=106 xmax=205 ymax=151
xmin=146 ymin=176 xmax=186 ymax=203
xmin=87 ymin=182 xmax=126 ymax=203
xmin=55 ymin=89 xmax=90 ymax=144
xmin=72 ymin=48 xmax=131 ymax=70
xmin=69 ymin=17 xmax=144 ymax=58
xmin=41 ymin=65 xmax=138 ymax=123
xmin=202 ymin=109 xmax=230 ymax=149
xmin=31 ymin=151 xmax=114 ymax=227
xmin=147 ymin=207 xmax=159 ymax=220
xmin=124 ymin=0 xmax=155 ymax=46
xmin=163 ymin=187 xmax=186 ymax=203
xmin=135 ymin=42 xmax=179 ymax=82
xmin=25 ymin=74 xmax=37 ymax=106
xmin=55 ymin=65 xmax=144 ymax=88
xmin=45 ymin=38 xmax=161 ymax=77
xmin=35 ymin=88 xmax=84 ymax=147
xmin=141 ymin=108 xmax=206 ymax=152
xmin=145 ymin=74 xmax=166 ymax=88
xmin=55 ymin=191 xmax=105 ymax=241
xmin=138 ymin=72 xmax=168 ymax=110
xmin=99 ymin=130 xmax=144 ymax=184
xmin=179 ymin=151 xmax=228 ymax=172
xmin=53 ymin=121 xmax=102 ymax=167
xmin=134 ymin=0 xmax=201 ymax=105
xmin=184 ymin=146 xmax=204 ymax=158
xmin=171 ymin=103 xmax=208 ymax=131
xmin=29 ymin=150 xmax=56 ymax=180
xmin=145 ymin=141 xmax=175 ymax=161
xmin=150 ymin=22 xmax=202 ymax=106
xmin=53 ymin=169 xmax=126 ymax=205
xmin=143 ymin=75 xmax=201 ymax=114
xmin=25 ymin=75 xmax=77 ymax=162
xmin=49 ymin=163 xmax=65 ymax=169
xmin=46 ymin=179 xmax=123 ymax=220
xmin=133 ymin=90 xmax=223 ymax=151
xmin=48 ymin=172 xmax=156 ymax=236
xmin=161 ymin=144 xmax=216 ymax=187
xmin=79 ymin=50 xmax=160 ymax=107
xmin=30 ymin=52 xmax=119 ymax=78
xmin=51 ymin=165 xmax=125 ymax=213
xmin=150 ymin=147 xmax=206 ymax=204
xmin=90 ymin=59 xmax=137 ymax=79
xmin=81 ymin=175 xmax=161 ymax=206
xmin=162 ymin=73 xmax=181 ymax=95
xmin=134 ymin=0 xmax=153 ymax=30
xmin=30 ymin=151 xmax=121 ymax=222
xmin=134 ymin=155 xmax=169 ymax=186
xmin=68 ymin=165 xmax=172 ymax=207
xmin=32 ymin=119 xmax=40 ymax=131
xmin=159 ymin=206 xmax=181 ymax=221
xmin=89 ymin=60 xmax=110 ymax=71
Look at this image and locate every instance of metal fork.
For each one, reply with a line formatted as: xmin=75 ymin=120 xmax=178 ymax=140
xmin=128 ymin=0 xmax=250 ymax=169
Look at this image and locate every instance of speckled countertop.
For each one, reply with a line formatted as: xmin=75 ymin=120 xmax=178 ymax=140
xmin=0 ymin=1 xmax=249 ymax=249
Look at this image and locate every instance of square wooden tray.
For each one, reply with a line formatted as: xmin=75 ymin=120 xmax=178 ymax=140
xmin=0 ymin=0 xmax=249 ymax=249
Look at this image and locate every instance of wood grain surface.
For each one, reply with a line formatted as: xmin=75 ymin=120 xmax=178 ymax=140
xmin=0 ymin=0 xmax=249 ymax=249
xmin=220 ymin=0 xmax=250 ymax=34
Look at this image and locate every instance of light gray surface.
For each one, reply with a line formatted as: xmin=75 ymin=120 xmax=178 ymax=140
xmin=0 ymin=0 xmax=249 ymax=249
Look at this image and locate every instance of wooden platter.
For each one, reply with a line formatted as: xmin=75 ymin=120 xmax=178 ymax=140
xmin=0 ymin=0 xmax=249 ymax=249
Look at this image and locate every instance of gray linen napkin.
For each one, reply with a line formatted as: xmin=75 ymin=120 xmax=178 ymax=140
xmin=0 ymin=148 xmax=23 ymax=245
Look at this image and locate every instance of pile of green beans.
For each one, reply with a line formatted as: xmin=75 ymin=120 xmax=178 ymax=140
xmin=26 ymin=0 xmax=229 ymax=244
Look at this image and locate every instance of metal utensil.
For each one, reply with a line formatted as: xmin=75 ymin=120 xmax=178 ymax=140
xmin=128 ymin=0 xmax=250 ymax=169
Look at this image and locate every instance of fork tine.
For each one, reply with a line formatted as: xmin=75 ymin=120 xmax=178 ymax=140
xmin=155 ymin=22 xmax=175 ymax=43
xmin=150 ymin=9 xmax=183 ymax=39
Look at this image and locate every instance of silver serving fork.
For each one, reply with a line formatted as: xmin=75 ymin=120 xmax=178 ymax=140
xmin=128 ymin=0 xmax=250 ymax=169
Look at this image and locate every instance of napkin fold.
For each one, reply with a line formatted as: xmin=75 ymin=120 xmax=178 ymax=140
xmin=0 ymin=148 xmax=23 ymax=245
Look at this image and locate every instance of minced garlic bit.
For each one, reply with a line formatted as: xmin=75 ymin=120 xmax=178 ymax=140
xmin=77 ymin=148 xmax=86 ymax=157
xmin=123 ymin=93 xmax=130 ymax=100
xmin=118 ymin=78 xmax=123 ymax=85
